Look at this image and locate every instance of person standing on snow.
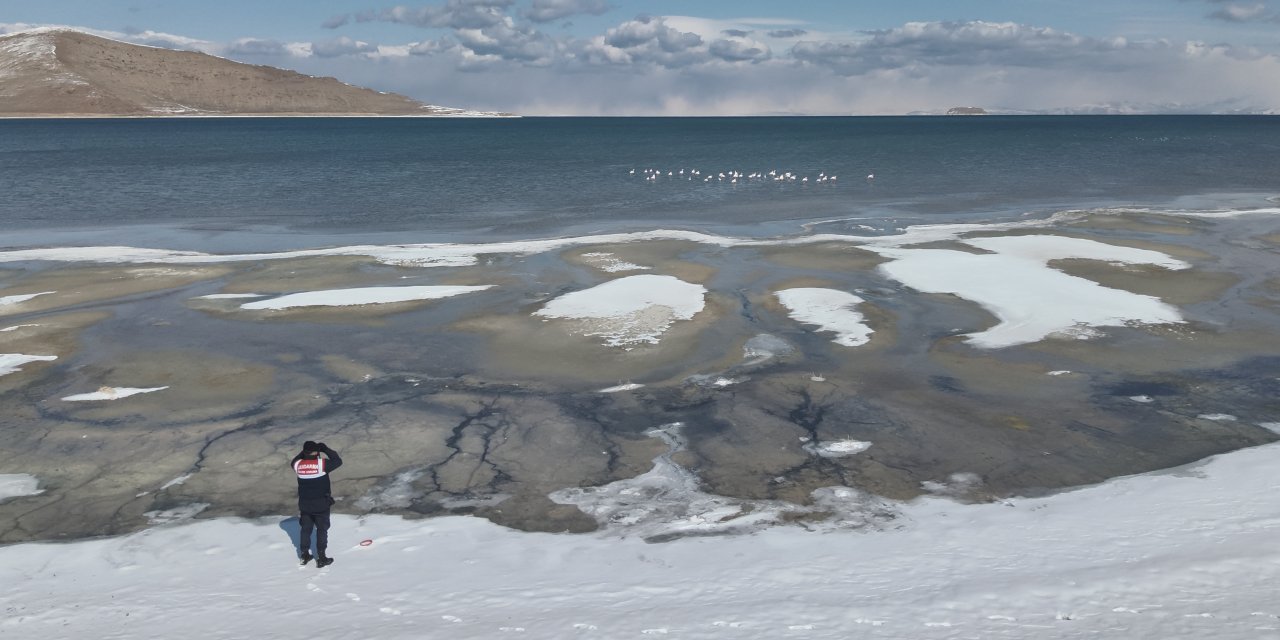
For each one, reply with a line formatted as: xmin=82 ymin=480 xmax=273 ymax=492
xmin=291 ymin=441 xmax=342 ymax=567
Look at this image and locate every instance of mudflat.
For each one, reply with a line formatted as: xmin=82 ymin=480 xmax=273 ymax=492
xmin=0 ymin=211 xmax=1277 ymax=542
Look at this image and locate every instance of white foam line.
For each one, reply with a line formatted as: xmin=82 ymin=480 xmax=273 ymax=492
xmin=0 ymin=214 xmax=1078 ymax=268
xmin=240 ymin=285 xmax=491 ymax=310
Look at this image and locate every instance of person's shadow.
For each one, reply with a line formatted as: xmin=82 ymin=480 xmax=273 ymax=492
xmin=278 ymin=517 xmax=313 ymax=553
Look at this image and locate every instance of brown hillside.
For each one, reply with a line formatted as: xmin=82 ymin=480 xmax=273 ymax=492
xmin=0 ymin=29 xmax=500 ymax=116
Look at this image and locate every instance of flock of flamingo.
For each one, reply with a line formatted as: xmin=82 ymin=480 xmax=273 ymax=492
xmin=630 ymin=168 xmax=874 ymax=184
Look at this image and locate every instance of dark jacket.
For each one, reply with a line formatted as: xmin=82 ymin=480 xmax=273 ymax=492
xmin=291 ymin=445 xmax=342 ymax=513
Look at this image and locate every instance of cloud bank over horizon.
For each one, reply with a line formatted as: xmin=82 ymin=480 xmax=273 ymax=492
xmin=4 ymin=0 xmax=1280 ymax=116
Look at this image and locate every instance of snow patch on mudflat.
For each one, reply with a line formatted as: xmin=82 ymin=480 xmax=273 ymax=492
xmin=775 ymin=288 xmax=872 ymax=346
xmin=871 ymin=235 xmax=1185 ymax=348
xmin=803 ymin=439 xmax=872 ymax=458
xmin=0 ymin=291 xmax=54 ymax=306
xmin=534 ymin=275 xmax=706 ymax=348
xmin=598 ymin=383 xmax=644 ymax=393
xmin=0 ymin=353 xmax=56 ymax=376
xmin=241 ymin=285 xmax=492 ymax=310
xmin=580 ymin=252 xmax=651 ymax=273
xmin=550 ymin=423 xmax=895 ymax=542
xmin=62 ymin=386 xmax=168 ymax=401
xmin=0 ymin=473 xmax=42 ymax=502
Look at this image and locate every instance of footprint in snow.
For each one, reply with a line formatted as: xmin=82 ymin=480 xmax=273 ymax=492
xmin=572 ymin=623 xmax=598 ymax=631
xmin=380 ymin=607 xmax=401 ymax=616
xmin=641 ymin=629 xmax=669 ymax=635
xmin=442 ymin=615 xmax=463 ymax=623
xmin=306 ymin=583 xmax=321 ymax=592
xmin=499 ymin=627 xmax=526 ymax=633
xmin=712 ymin=621 xmax=746 ymax=628
xmin=345 ymin=593 xmax=360 ymax=602
xmin=787 ymin=625 xmax=814 ymax=631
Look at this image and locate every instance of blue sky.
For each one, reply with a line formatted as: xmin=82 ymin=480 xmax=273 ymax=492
xmin=4 ymin=1 xmax=1280 ymax=114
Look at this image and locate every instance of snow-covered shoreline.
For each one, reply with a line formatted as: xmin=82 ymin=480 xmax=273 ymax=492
xmin=3 ymin=441 xmax=1279 ymax=639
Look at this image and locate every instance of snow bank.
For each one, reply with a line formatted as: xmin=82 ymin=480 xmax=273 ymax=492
xmin=549 ymin=423 xmax=883 ymax=540
xmin=873 ymin=235 xmax=1185 ymax=348
xmin=0 ymin=473 xmax=42 ymax=502
xmin=534 ymin=275 xmax=706 ymax=347
xmin=240 ymin=285 xmax=492 ymax=310
xmin=61 ymin=386 xmax=168 ymax=402
xmin=775 ymin=288 xmax=872 ymax=346
xmin=4 ymin=442 xmax=1280 ymax=638
xmin=0 ymin=353 xmax=56 ymax=376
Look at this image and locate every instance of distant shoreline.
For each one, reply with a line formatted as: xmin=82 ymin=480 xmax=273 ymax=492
xmin=2 ymin=113 xmax=1274 ymax=120
xmin=0 ymin=113 xmax=520 ymax=119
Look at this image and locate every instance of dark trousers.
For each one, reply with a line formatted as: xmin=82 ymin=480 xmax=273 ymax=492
xmin=299 ymin=511 xmax=331 ymax=556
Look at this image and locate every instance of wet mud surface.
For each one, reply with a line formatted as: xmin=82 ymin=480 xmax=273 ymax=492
xmin=1 ymin=213 xmax=1279 ymax=543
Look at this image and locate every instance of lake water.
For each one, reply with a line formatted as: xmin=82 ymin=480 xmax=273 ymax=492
xmin=1 ymin=115 xmax=1277 ymax=250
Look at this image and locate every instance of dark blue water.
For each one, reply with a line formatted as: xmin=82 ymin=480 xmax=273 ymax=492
xmin=1 ymin=116 xmax=1277 ymax=248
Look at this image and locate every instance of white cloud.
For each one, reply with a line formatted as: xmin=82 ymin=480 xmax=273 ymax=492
xmin=310 ymin=36 xmax=378 ymax=58
xmin=790 ymin=21 xmax=1133 ymax=76
xmin=9 ymin=12 xmax=1280 ymax=116
xmin=708 ymin=37 xmax=771 ymax=63
xmin=586 ymin=15 xmax=707 ymax=68
xmin=224 ymin=38 xmax=290 ymax=57
xmin=355 ymin=0 xmax=516 ymax=30
xmin=1205 ymin=0 xmax=1280 ymax=22
xmin=455 ymin=16 xmax=560 ymax=65
xmin=523 ymin=0 xmax=611 ymax=24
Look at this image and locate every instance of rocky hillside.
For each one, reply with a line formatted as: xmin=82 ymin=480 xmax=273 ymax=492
xmin=0 ymin=29 xmax=507 ymax=117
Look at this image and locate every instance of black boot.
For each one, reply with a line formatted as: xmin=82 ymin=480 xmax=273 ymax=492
xmin=300 ymin=551 xmax=313 ymax=565
xmin=316 ymin=555 xmax=334 ymax=568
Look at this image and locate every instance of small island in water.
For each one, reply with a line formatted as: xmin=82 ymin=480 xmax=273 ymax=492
xmin=946 ymin=106 xmax=988 ymax=115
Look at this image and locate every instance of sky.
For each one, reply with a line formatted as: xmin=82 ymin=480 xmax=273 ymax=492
xmin=3 ymin=0 xmax=1280 ymax=115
